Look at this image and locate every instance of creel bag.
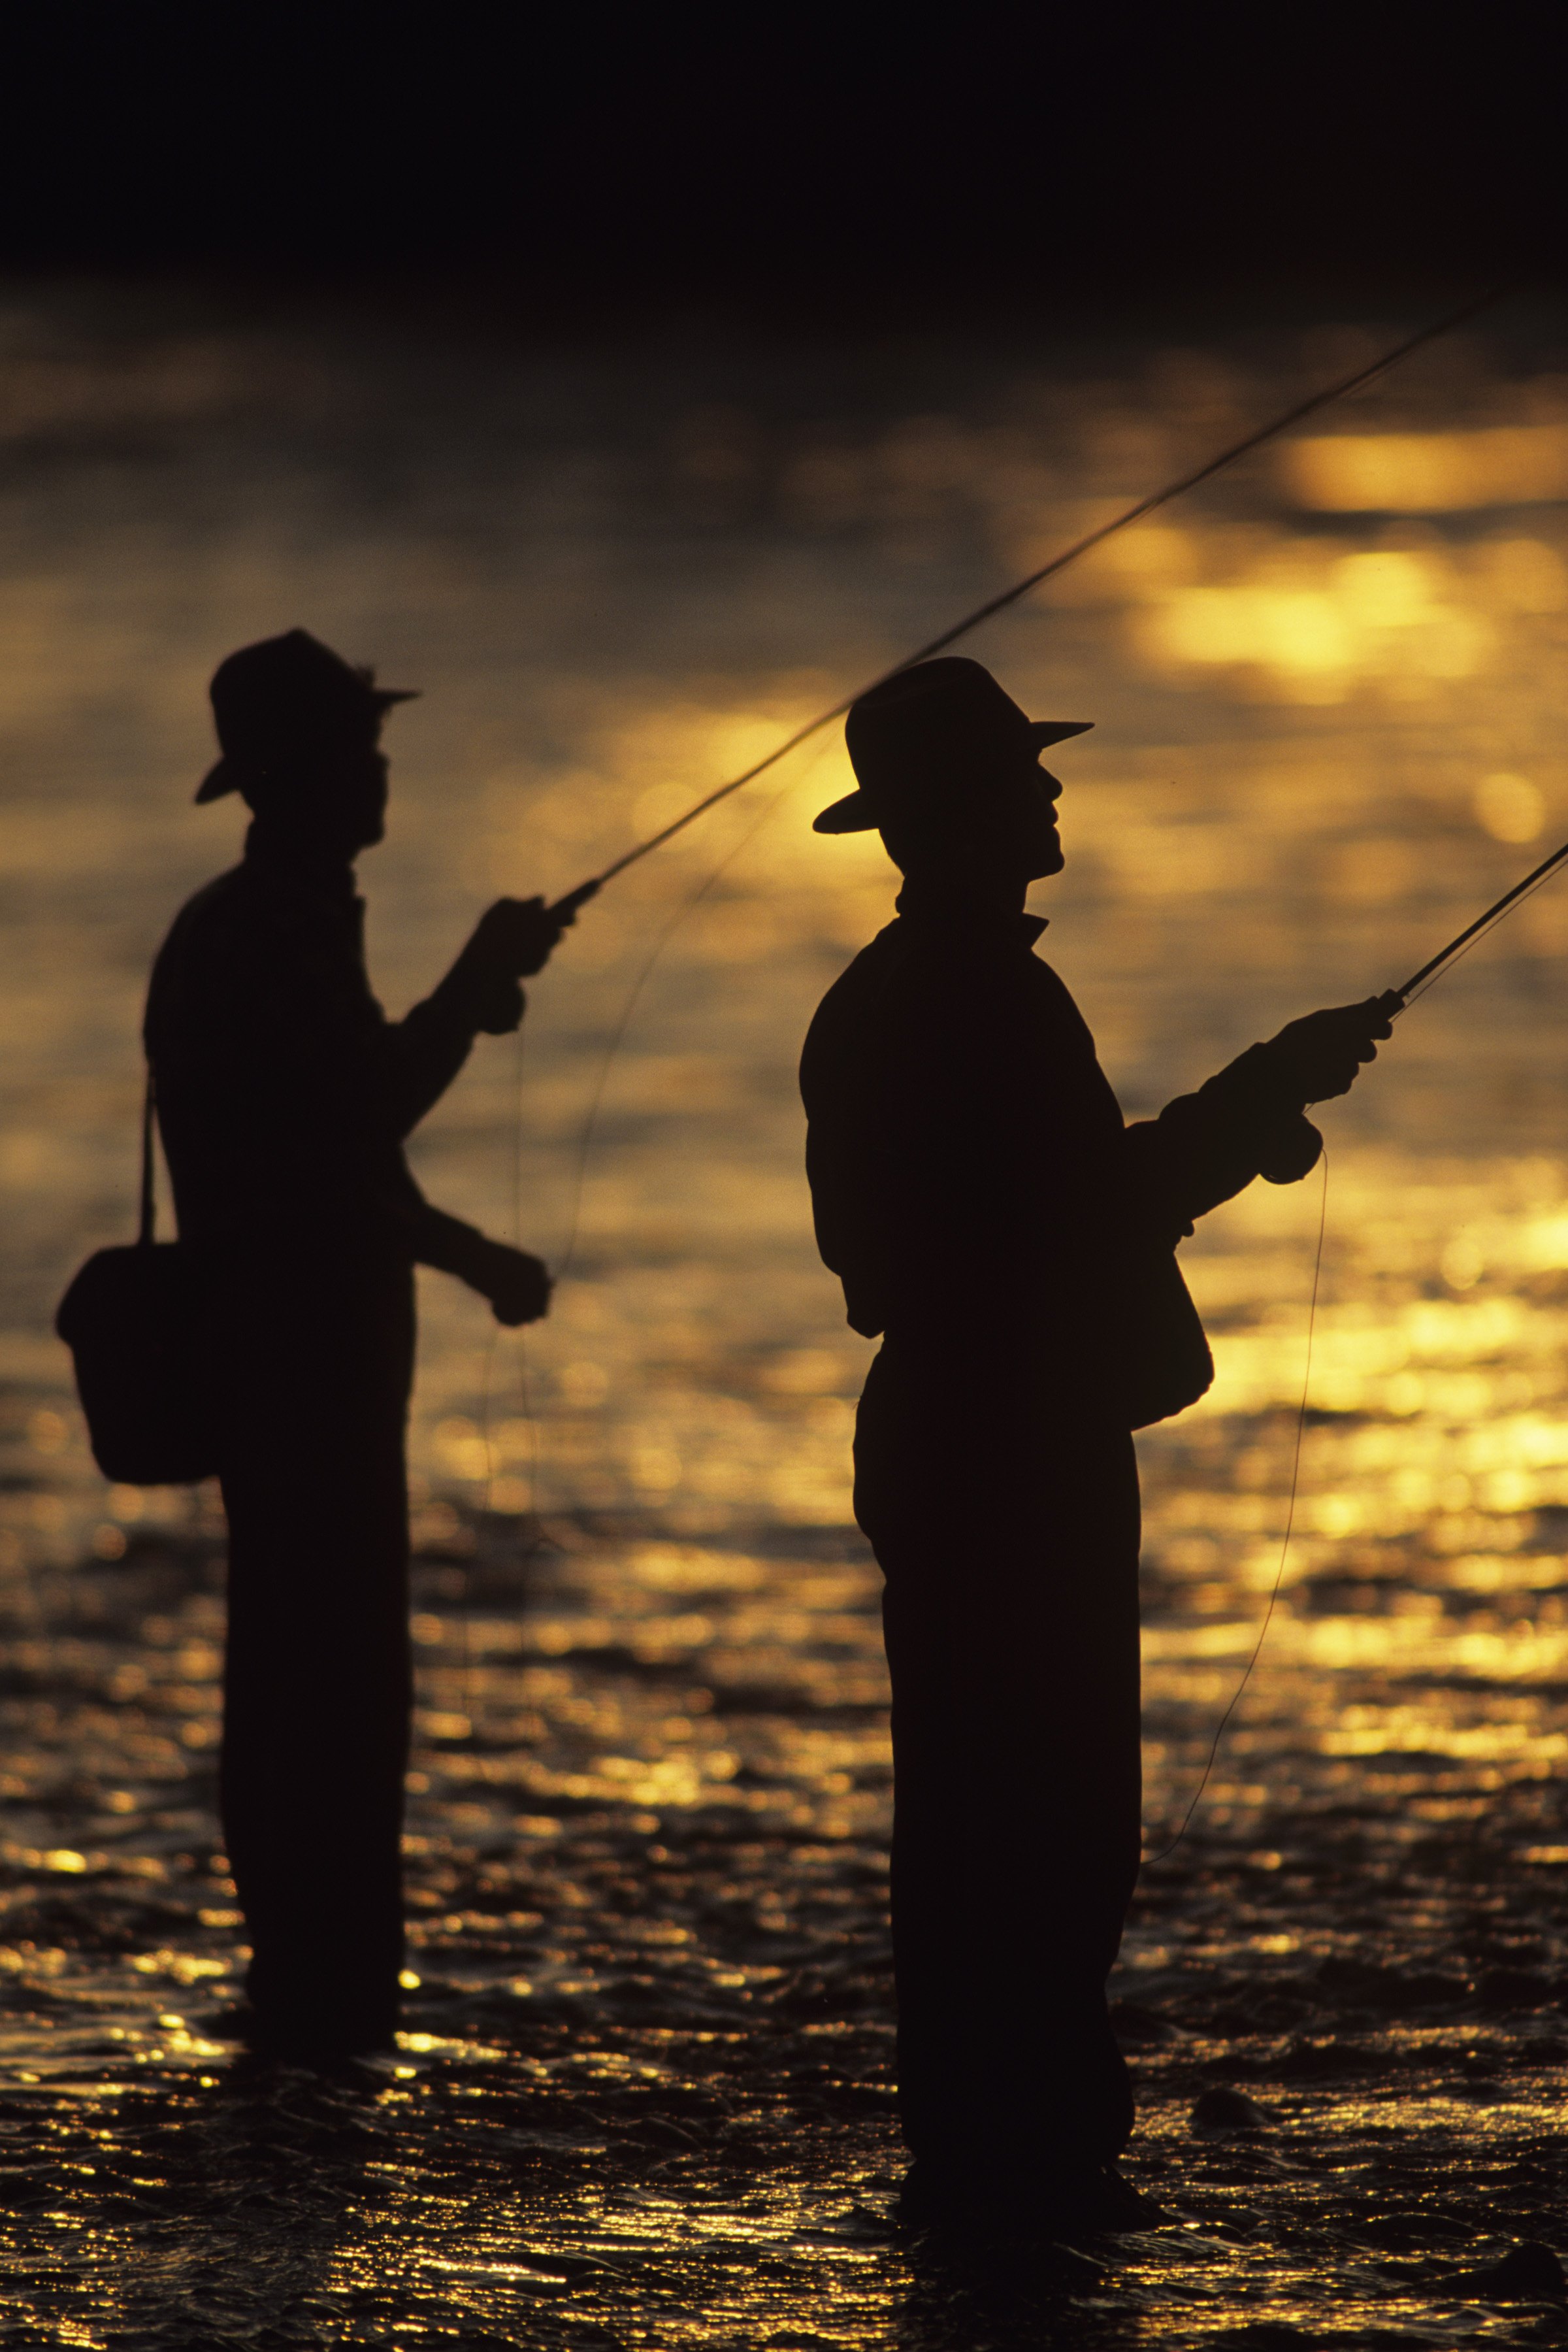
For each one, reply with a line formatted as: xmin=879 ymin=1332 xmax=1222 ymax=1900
xmin=55 ymin=1072 xmax=218 ymax=1485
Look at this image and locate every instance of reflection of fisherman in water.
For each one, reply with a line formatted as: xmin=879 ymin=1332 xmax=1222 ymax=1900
xmin=802 ymin=658 xmax=1390 ymax=2231
xmin=145 ymin=631 xmax=570 ymax=2059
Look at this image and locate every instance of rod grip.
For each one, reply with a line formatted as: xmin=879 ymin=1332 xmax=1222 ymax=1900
xmin=549 ymin=877 xmax=602 ymax=920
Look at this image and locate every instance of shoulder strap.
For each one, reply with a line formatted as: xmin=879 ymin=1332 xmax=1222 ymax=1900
xmin=139 ymin=1067 xmax=156 ymax=1248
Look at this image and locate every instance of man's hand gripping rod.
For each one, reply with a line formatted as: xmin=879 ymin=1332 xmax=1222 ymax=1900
xmin=547 ymin=876 xmax=604 ymax=925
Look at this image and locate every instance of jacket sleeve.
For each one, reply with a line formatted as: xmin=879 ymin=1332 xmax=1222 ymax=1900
xmin=381 ymin=961 xmax=524 ymax=1139
xmin=1122 ymin=1044 xmax=1322 ymax=1238
xmin=381 ymin=1154 xmax=496 ymax=1280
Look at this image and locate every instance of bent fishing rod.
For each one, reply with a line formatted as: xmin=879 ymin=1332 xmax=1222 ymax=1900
xmin=540 ymin=280 xmax=1514 ymax=931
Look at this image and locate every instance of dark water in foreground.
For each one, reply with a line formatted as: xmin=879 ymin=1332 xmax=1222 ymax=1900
xmin=2 ymin=283 xmax=1568 ymax=2340
xmin=5 ymin=1500 xmax=1568 ymax=2347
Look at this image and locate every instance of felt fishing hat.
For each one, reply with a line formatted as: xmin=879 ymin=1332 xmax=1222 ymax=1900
xmin=813 ymin=657 xmax=1090 ymax=834
xmin=196 ymin=628 xmax=419 ymax=803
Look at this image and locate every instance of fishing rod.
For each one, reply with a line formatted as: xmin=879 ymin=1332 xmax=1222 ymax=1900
xmin=1328 ymin=832 xmax=1568 ymax=1038
xmin=520 ymin=276 xmax=1550 ymax=1856
xmin=1387 ymin=835 xmax=1568 ymax=1010
xmin=1149 ymin=835 xmax=1568 ymax=1864
xmin=542 ymin=280 xmax=1513 ymax=929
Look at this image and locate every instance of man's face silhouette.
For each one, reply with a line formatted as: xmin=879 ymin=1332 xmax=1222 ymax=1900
xmin=329 ymin=739 xmax=391 ymax=855
xmin=881 ymin=740 xmax=1066 ymax=887
xmin=244 ymin=727 xmax=389 ymax=859
xmin=992 ymin=744 xmax=1066 ymax=881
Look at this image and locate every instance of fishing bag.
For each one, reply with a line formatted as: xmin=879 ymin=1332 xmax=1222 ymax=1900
xmin=1120 ymin=1243 xmax=1215 ymax=1430
xmin=55 ymin=1073 xmax=218 ymax=1485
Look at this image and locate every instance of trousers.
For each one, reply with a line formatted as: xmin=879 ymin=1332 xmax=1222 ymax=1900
xmin=853 ymin=1340 xmax=1143 ymax=2172
xmin=212 ymin=1252 xmax=415 ymax=2049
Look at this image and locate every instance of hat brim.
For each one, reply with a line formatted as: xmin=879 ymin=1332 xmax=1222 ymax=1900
xmin=193 ymin=686 xmax=420 ymax=803
xmin=811 ymin=716 xmax=1093 ymax=834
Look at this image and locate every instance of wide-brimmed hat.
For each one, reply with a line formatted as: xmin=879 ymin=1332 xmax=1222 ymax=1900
xmin=813 ymin=657 xmax=1090 ymax=835
xmin=196 ymin=628 xmax=419 ymax=803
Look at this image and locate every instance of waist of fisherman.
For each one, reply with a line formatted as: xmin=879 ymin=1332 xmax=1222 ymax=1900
xmin=877 ymin=1312 xmax=1122 ymax=1376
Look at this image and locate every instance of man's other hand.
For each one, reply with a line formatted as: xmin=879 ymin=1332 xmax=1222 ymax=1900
xmin=1264 ymin=997 xmax=1394 ymax=1104
xmin=473 ymin=1241 xmax=553 ymax=1326
xmin=467 ymin=895 xmax=574 ymax=980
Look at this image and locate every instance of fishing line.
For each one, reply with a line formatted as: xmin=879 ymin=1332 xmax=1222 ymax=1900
xmin=1393 ymin=835 xmax=1568 ymax=1013
xmin=466 ymin=1322 xmax=495 ymax=1715
xmin=1144 ymin=828 xmax=1568 ymax=1859
xmin=508 ymin=285 xmax=1517 ymax=1692
xmin=553 ymin=869 xmax=730 ymax=1289
xmin=512 ymin=1024 xmax=543 ymax=1539
xmin=555 ymin=750 xmax=832 ymax=1286
xmin=496 ymin=1029 xmax=542 ymax=1534
xmin=1145 ymin=1143 xmax=1330 ymax=1867
xmin=524 ymin=757 xmax=826 ymax=1542
xmin=536 ymin=284 xmax=1513 ymax=1288
xmin=473 ymin=1029 xmax=536 ymax=1713
xmin=532 ymin=284 xmax=1513 ymax=1289
xmin=542 ymin=282 xmax=1511 ymax=924
xmin=478 ymin=1025 xmax=531 ymax=1511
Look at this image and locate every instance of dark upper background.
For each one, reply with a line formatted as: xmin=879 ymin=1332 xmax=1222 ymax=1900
xmin=1 ymin=3 xmax=1561 ymax=316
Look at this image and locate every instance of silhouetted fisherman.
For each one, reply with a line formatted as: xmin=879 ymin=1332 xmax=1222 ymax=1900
xmin=145 ymin=630 xmax=570 ymax=2060
xmin=801 ymin=658 xmax=1389 ymax=2231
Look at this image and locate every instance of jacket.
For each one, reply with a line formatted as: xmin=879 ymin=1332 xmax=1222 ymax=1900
xmin=144 ymin=830 xmax=500 ymax=1285
xmin=800 ymin=892 xmax=1309 ymax=1426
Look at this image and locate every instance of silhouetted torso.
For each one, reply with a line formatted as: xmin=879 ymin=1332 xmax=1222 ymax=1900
xmin=803 ymin=899 xmax=1124 ymax=1359
xmin=802 ymin=884 xmax=1278 ymax=1423
xmin=147 ymin=827 xmax=492 ymax=1273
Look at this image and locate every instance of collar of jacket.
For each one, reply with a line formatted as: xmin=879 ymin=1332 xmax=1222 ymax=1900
xmin=893 ymin=880 xmax=1047 ymax=948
